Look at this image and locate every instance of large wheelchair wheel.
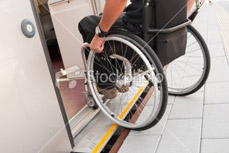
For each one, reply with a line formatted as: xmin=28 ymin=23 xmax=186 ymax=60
xmin=85 ymin=31 xmax=168 ymax=130
xmin=166 ymin=25 xmax=211 ymax=96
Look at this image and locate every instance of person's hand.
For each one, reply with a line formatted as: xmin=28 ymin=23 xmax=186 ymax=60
xmin=90 ymin=34 xmax=105 ymax=53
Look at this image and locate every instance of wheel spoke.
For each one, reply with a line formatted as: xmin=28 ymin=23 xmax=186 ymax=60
xmin=87 ymin=34 xmax=166 ymax=130
xmin=167 ymin=26 xmax=209 ymax=95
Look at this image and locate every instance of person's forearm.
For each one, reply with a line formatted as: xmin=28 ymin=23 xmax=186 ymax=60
xmin=99 ymin=0 xmax=128 ymax=32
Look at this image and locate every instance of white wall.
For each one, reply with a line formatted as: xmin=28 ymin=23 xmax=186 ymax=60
xmin=96 ymin=0 xmax=131 ymax=13
xmin=0 ymin=0 xmax=72 ymax=152
xmin=95 ymin=0 xmax=105 ymax=13
xmin=48 ymin=0 xmax=94 ymax=78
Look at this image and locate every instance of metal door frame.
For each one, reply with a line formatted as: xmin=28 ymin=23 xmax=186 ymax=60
xmin=29 ymin=0 xmax=75 ymax=148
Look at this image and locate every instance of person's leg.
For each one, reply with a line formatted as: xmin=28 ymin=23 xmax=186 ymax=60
xmin=79 ymin=16 xmax=118 ymax=99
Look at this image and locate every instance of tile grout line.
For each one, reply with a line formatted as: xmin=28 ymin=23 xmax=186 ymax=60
xmin=154 ymin=96 xmax=177 ymax=153
xmin=168 ymin=117 xmax=203 ymax=120
xmin=207 ymin=80 xmax=229 ymax=84
xmin=202 ymin=137 xmax=229 ymax=140
xmin=200 ymin=83 xmax=206 ymax=153
xmin=204 ymin=102 xmax=229 ymax=105
xmin=129 ymin=134 xmax=163 ymax=137
xmin=208 ymin=55 xmax=228 ymax=58
xmin=200 ymin=6 xmax=210 ymax=150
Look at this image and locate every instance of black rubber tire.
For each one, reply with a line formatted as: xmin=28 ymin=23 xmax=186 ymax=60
xmin=168 ymin=25 xmax=211 ymax=96
xmin=107 ymin=29 xmax=168 ymax=130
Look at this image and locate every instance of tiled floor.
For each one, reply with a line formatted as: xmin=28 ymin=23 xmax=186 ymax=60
xmin=119 ymin=3 xmax=229 ymax=153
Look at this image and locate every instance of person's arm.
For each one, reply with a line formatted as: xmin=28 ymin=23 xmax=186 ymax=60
xmin=90 ymin=0 xmax=128 ymax=53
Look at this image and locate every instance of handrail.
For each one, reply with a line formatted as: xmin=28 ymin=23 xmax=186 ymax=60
xmin=91 ymin=0 xmax=98 ymax=15
xmin=49 ymin=0 xmax=70 ymax=6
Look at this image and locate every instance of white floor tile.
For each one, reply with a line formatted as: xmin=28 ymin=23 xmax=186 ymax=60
xmin=169 ymin=92 xmax=204 ymax=119
xmin=207 ymin=42 xmax=226 ymax=57
xmin=202 ymin=104 xmax=229 ymax=138
xmin=118 ymin=135 xmax=160 ymax=153
xmin=168 ymin=95 xmax=176 ymax=105
xmin=129 ymin=105 xmax=172 ymax=136
xmin=201 ymin=139 xmax=229 ymax=153
xmin=207 ymin=57 xmax=229 ymax=82
xmin=157 ymin=119 xmax=202 ymax=153
xmin=205 ymin=82 xmax=229 ymax=104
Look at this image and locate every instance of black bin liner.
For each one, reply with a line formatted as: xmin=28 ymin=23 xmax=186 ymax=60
xmin=154 ymin=0 xmax=188 ymax=66
xmin=155 ymin=28 xmax=187 ymax=66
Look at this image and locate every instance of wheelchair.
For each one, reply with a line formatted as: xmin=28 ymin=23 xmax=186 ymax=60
xmin=81 ymin=0 xmax=210 ymax=130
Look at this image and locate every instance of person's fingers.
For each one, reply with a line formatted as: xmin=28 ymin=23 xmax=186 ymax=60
xmin=90 ymin=44 xmax=102 ymax=53
xmin=89 ymin=44 xmax=94 ymax=51
xmin=100 ymin=41 xmax=105 ymax=51
xmin=97 ymin=46 xmax=103 ymax=53
xmin=89 ymin=35 xmax=105 ymax=53
xmin=95 ymin=39 xmax=105 ymax=53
